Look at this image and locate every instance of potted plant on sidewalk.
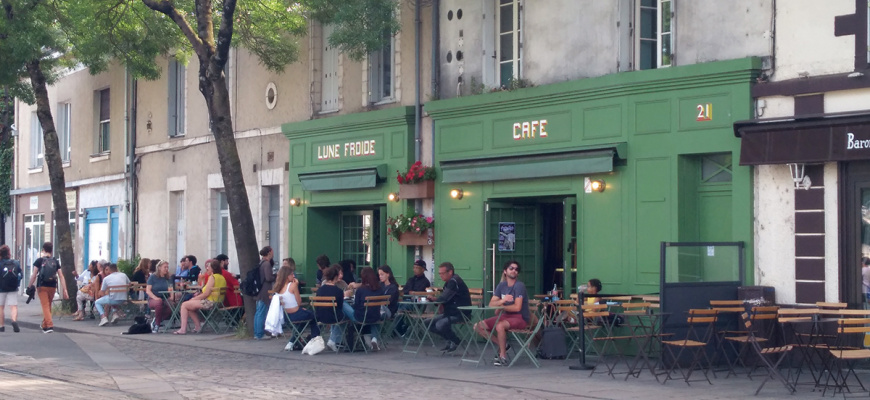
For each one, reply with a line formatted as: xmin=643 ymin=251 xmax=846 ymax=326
xmin=386 ymin=207 xmax=434 ymax=246
xmin=396 ymin=161 xmax=436 ymax=199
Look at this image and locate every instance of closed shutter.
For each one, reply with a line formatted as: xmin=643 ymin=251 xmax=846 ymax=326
xmin=322 ymin=24 xmax=339 ymax=112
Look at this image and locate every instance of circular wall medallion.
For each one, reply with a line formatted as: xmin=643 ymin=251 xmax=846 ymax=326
xmin=265 ymin=82 xmax=278 ymax=110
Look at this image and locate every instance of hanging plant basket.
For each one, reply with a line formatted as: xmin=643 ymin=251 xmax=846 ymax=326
xmin=398 ymin=229 xmax=433 ymax=246
xmin=398 ymin=180 xmax=435 ymax=199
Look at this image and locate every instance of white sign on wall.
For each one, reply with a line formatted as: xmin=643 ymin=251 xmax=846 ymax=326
xmin=29 ymin=196 xmax=38 ymax=210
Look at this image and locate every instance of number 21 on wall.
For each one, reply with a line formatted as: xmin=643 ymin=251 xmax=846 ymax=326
xmin=696 ymin=103 xmax=713 ymax=121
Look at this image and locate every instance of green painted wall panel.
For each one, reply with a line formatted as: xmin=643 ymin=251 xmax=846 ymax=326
xmin=634 ymin=100 xmax=672 ymax=135
xmin=583 ymin=104 xmax=624 ymax=140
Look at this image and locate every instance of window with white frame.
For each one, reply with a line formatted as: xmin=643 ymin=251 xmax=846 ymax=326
xmin=30 ymin=112 xmax=43 ymax=169
xmin=322 ymin=24 xmax=339 ymax=112
xmin=216 ymin=191 xmax=229 ymax=256
xmin=498 ymin=0 xmax=522 ymax=88
xmin=57 ymin=102 xmax=71 ymax=163
xmin=368 ymin=29 xmax=395 ymax=104
xmin=168 ymin=57 xmax=186 ymax=137
xmin=95 ymin=88 xmax=110 ymax=153
xmin=637 ymin=0 xmax=672 ymax=70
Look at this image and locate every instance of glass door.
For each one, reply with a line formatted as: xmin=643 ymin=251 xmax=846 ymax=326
xmin=340 ymin=210 xmax=380 ymax=269
xmin=562 ymin=197 xmax=577 ymax=295
xmin=485 ymin=201 xmax=539 ymax=294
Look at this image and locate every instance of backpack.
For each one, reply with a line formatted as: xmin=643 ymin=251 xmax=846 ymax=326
xmin=240 ymin=267 xmax=262 ymax=297
xmin=37 ymin=257 xmax=59 ymax=286
xmin=0 ymin=260 xmax=20 ymax=292
xmin=536 ymin=326 xmax=568 ymax=360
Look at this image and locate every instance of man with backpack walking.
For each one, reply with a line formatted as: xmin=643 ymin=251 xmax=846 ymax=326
xmin=26 ymin=242 xmax=68 ymax=333
xmin=0 ymin=245 xmax=22 ymax=332
xmin=252 ymin=246 xmax=275 ymax=340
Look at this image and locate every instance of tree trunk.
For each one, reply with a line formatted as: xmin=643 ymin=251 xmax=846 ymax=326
xmin=27 ymin=60 xmax=76 ymax=308
xmin=198 ymin=60 xmax=260 ymax=334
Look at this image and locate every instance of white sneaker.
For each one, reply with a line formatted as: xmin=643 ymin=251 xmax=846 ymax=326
xmin=327 ymin=340 xmax=338 ymax=352
xmin=109 ymin=313 xmax=119 ymax=324
xmin=370 ymin=337 xmax=380 ymax=352
xmin=99 ymin=317 xmax=109 ymax=326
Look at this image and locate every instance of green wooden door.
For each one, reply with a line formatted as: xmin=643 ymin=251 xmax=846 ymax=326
xmin=485 ymin=201 xmax=539 ymax=294
xmin=563 ymin=197 xmax=577 ymax=294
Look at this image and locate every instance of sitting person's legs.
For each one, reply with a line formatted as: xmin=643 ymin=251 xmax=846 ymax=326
xmin=94 ymin=296 xmax=120 ymax=323
xmin=176 ymin=299 xmax=204 ymax=333
xmin=287 ymin=309 xmax=320 ymax=338
xmin=430 ymin=314 xmax=462 ymax=345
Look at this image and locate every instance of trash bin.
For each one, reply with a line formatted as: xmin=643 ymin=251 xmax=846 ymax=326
xmin=738 ymin=286 xmax=775 ymax=306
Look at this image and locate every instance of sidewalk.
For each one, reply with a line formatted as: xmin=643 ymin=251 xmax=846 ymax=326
xmin=6 ymin=296 xmax=832 ymax=399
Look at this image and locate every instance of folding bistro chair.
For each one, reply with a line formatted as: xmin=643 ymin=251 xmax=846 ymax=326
xmin=351 ymin=295 xmax=391 ymax=353
xmin=217 ymin=288 xmax=244 ymax=333
xmin=311 ymin=296 xmax=348 ymax=352
xmin=660 ymin=309 xmax=719 ymax=385
xmin=722 ymin=306 xmax=779 ymax=377
xmin=739 ymin=312 xmax=795 ymax=395
xmin=826 ymin=318 xmax=870 ymax=395
xmin=561 ymin=302 xmax=609 ymax=359
xmin=199 ymin=287 xmax=227 ymax=333
xmin=776 ymin=308 xmax=822 ymax=389
xmin=106 ymin=284 xmax=133 ymax=321
xmin=507 ymin=309 xmax=545 ymax=368
xmin=284 ymin=306 xmax=315 ymax=349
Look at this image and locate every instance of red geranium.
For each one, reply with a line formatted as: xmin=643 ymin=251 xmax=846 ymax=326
xmin=396 ymin=161 xmax=436 ymax=184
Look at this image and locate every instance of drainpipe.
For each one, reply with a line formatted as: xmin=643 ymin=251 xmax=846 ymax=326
xmin=430 ymin=0 xmax=439 ymax=169
xmin=414 ymin=0 xmax=422 ymax=163
xmin=130 ymin=79 xmax=138 ymax=257
xmin=123 ymin=69 xmax=135 ymax=259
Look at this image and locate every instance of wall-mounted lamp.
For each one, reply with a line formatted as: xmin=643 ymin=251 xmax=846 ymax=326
xmin=289 ymin=198 xmax=302 ymax=207
xmin=78 ymin=208 xmax=85 ymax=218
xmin=450 ymin=188 xmax=464 ymax=200
xmin=387 ymin=192 xmax=399 ymax=202
xmin=590 ymin=179 xmax=606 ymax=193
xmin=787 ymin=163 xmax=812 ymax=190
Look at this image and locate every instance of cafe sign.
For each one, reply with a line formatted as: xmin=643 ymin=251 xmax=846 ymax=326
xmin=317 ymin=139 xmax=377 ymax=161
xmin=512 ymin=119 xmax=548 ymax=141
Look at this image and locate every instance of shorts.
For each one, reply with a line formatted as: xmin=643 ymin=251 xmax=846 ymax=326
xmin=483 ymin=312 xmax=527 ymax=331
xmin=200 ymin=299 xmax=215 ymax=310
xmin=0 ymin=291 xmax=18 ymax=306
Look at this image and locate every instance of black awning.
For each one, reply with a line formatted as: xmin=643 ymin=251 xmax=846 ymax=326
xmin=734 ymin=112 xmax=870 ymax=165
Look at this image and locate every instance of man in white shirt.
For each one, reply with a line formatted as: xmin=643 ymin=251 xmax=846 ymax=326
xmin=95 ymin=262 xmax=131 ymax=326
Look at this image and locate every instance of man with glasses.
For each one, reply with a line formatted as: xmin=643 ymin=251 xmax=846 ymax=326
xmin=474 ymin=260 xmax=529 ymax=366
xmin=425 ymin=262 xmax=471 ymax=354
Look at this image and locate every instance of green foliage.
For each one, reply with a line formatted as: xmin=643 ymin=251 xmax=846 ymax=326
xmin=0 ymin=138 xmax=13 ymax=215
xmin=117 ymin=254 xmax=141 ymax=280
xmin=303 ymin=0 xmax=401 ymax=61
xmin=0 ymin=0 xmax=74 ymax=104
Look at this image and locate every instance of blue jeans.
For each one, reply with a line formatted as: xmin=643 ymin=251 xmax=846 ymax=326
xmin=95 ymin=297 xmax=123 ymax=317
xmin=286 ymin=308 xmax=320 ymax=338
xmin=342 ymin=302 xmax=379 ymax=340
xmin=329 ymin=324 xmax=345 ymax=344
xmin=254 ymin=300 xmax=268 ymax=338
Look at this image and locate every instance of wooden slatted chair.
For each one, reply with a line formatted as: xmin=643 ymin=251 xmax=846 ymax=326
xmin=661 ymin=309 xmax=719 ymax=385
xmin=199 ymin=287 xmax=227 ymax=333
xmin=826 ymin=318 xmax=870 ymax=395
xmin=469 ymin=288 xmax=484 ymax=307
xmin=311 ymin=296 xmax=347 ymax=352
xmin=105 ymin=284 xmax=133 ymax=322
xmin=351 ymin=295 xmax=391 ymax=353
xmin=560 ymin=302 xmax=609 ymax=359
xmin=217 ymin=288 xmax=244 ymax=333
xmin=740 ymin=312 xmax=795 ymax=395
xmin=816 ymin=302 xmax=847 ymax=310
xmin=722 ymin=306 xmax=779 ymax=377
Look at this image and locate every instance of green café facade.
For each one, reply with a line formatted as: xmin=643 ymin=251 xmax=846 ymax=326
xmin=284 ymin=57 xmax=760 ymax=294
xmin=283 ymin=106 xmax=421 ymax=283
xmin=426 ymin=57 xmax=760 ymax=295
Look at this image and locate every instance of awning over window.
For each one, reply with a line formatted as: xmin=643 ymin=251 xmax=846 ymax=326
xmin=440 ymin=144 xmax=625 ymax=183
xmin=298 ymin=164 xmax=387 ymax=191
xmin=735 ymin=112 xmax=870 ymax=165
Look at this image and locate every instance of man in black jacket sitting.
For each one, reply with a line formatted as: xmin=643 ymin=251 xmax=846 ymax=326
xmin=425 ymin=262 xmax=471 ymax=353
xmin=403 ymin=259 xmax=430 ymax=294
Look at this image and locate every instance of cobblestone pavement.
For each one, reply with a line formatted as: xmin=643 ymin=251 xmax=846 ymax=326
xmin=0 ymin=300 xmax=841 ymax=399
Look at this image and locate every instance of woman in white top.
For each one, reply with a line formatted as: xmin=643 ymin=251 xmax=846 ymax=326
xmin=275 ymin=258 xmax=320 ymax=349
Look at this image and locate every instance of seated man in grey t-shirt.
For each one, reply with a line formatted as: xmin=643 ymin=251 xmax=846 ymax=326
xmin=474 ymin=260 xmax=529 ymax=366
xmin=95 ymin=263 xmax=131 ymax=326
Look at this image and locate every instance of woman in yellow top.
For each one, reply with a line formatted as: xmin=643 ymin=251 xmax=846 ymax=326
xmin=174 ymin=259 xmax=226 ymax=334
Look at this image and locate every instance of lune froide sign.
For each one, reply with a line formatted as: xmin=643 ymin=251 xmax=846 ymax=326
xmin=736 ymin=114 xmax=870 ymax=165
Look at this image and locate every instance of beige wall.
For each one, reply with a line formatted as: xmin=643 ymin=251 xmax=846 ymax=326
xmin=16 ymin=65 xmax=128 ymax=190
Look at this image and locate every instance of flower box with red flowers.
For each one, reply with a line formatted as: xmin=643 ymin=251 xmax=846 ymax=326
xmin=387 ymin=208 xmax=434 ymax=246
xmin=396 ymin=161 xmax=436 ymax=199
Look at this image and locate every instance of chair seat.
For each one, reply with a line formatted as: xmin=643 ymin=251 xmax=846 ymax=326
xmin=830 ymin=348 xmax=870 ymax=360
xmin=724 ymin=335 xmax=768 ymax=343
xmin=662 ymin=339 xmax=707 ymax=347
xmin=761 ymin=345 xmax=792 ymax=354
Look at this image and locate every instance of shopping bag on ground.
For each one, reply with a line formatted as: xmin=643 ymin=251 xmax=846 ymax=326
xmin=301 ymin=336 xmax=325 ymax=355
